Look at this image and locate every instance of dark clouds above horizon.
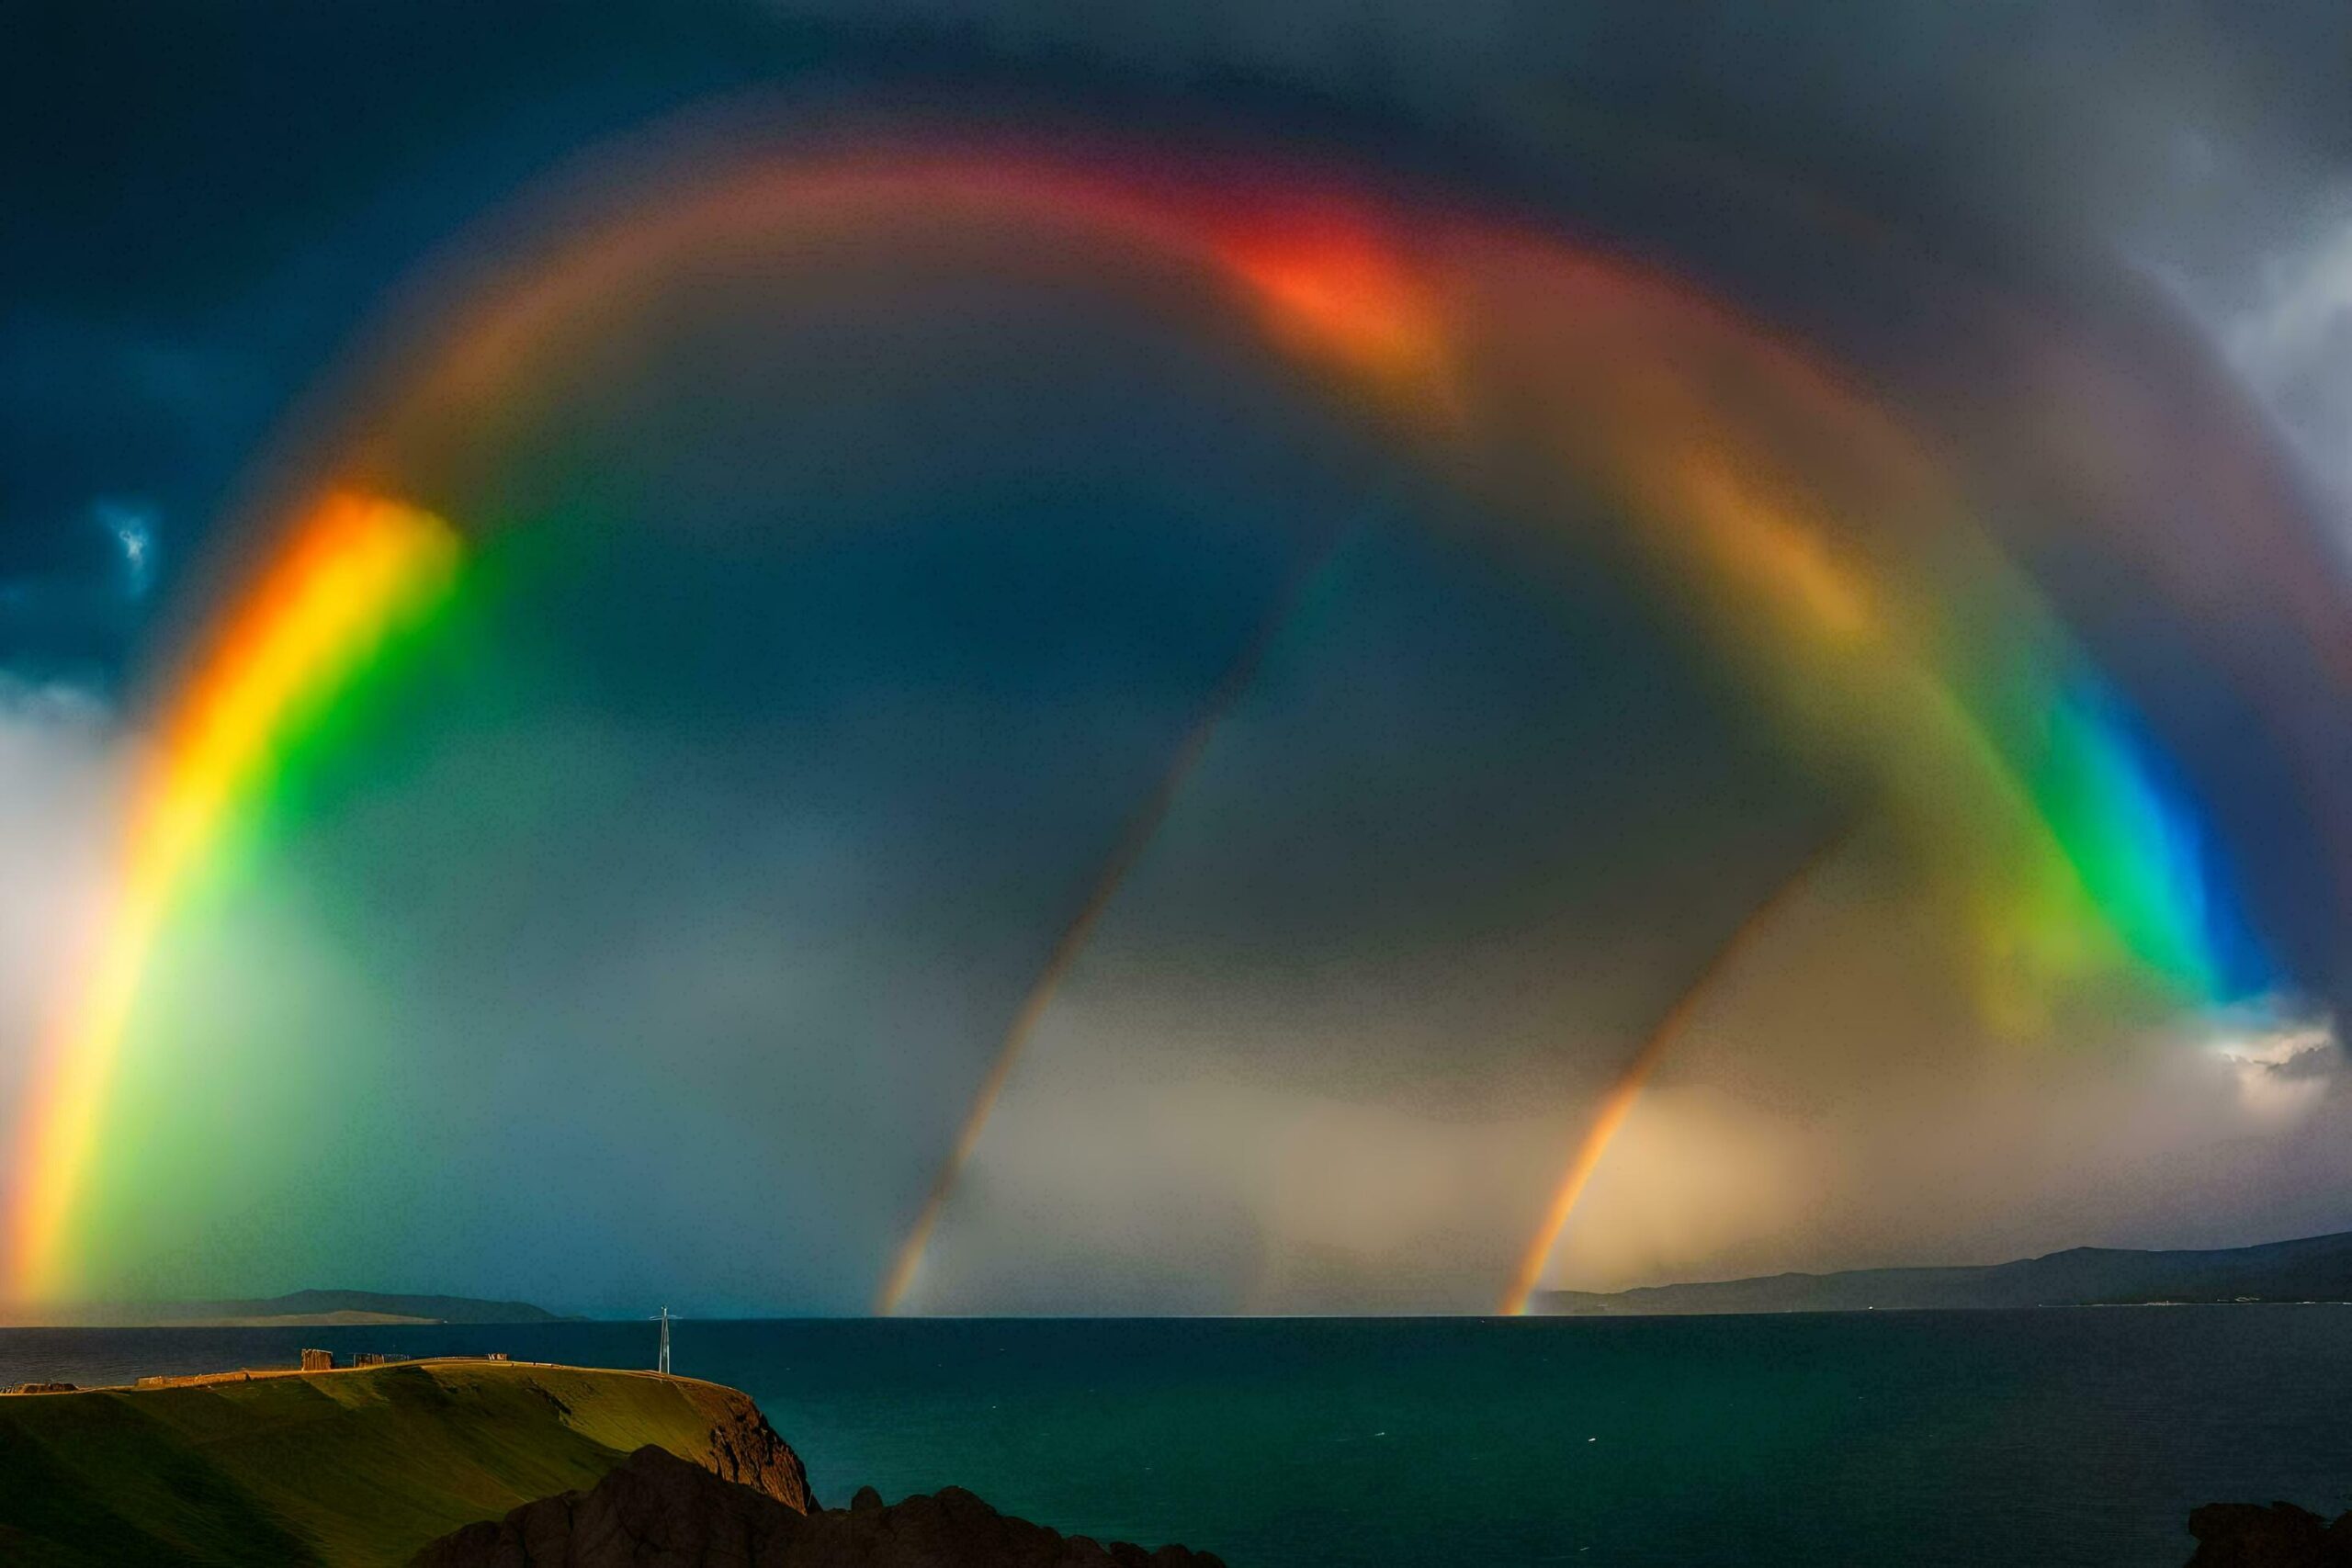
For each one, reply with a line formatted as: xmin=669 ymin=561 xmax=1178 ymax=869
xmin=6 ymin=1 xmax=2352 ymax=1314
xmin=7 ymin=0 xmax=2351 ymax=681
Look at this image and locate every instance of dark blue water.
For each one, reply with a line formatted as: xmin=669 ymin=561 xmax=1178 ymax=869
xmin=5 ymin=1310 xmax=2347 ymax=1566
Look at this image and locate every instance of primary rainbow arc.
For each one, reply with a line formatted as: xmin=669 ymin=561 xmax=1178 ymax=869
xmin=5 ymin=126 xmax=2299 ymax=1310
xmin=10 ymin=495 xmax=459 ymax=1303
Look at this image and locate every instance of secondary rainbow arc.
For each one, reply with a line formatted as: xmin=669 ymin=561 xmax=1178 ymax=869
xmin=5 ymin=122 xmax=2318 ymax=1309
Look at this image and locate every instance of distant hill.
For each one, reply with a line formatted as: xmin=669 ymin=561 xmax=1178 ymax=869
xmin=0 ymin=1359 xmax=805 ymax=1565
xmin=1534 ymin=1228 xmax=2352 ymax=1315
xmin=6 ymin=1291 xmax=571 ymax=1328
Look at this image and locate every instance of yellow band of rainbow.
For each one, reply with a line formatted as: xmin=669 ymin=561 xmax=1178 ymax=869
xmin=4 ymin=129 xmax=2290 ymax=1310
xmin=9 ymin=494 xmax=459 ymax=1303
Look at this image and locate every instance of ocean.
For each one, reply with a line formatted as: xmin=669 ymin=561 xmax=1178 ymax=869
xmin=4 ymin=1309 xmax=2347 ymax=1566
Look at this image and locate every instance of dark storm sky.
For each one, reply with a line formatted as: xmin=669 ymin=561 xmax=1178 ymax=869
xmin=6 ymin=2 xmax=2352 ymax=1314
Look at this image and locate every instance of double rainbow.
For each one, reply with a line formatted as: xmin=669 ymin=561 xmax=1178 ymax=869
xmin=5 ymin=125 xmax=2307 ymax=1308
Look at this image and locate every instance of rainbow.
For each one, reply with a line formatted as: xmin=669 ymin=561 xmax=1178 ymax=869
xmin=9 ymin=494 xmax=459 ymax=1302
xmin=876 ymin=525 xmax=1351 ymax=1315
xmin=1498 ymin=831 xmax=1856 ymax=1316
xmin=6 ymin=118 xmax=2324 ymax=1309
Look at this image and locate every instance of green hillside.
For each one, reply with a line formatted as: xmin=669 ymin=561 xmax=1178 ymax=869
xmin=0 ymin=1360 xmax=761 ymax=1566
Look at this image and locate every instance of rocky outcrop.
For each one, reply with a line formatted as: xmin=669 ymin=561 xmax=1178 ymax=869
xmin=410 ymin=1444 xmax=1226 ymax=1568
xmin=703 ymin=1393 xmax=814 ymax=1514
xmin=2186 ymin=1502 xmax=2352 ymax=1566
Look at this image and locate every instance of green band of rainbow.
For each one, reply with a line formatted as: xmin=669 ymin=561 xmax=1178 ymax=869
xmin=9 ymin=495 xmax=458 ymax=1303
xmin=5 ymin=130 xmax=2279 ymax=1307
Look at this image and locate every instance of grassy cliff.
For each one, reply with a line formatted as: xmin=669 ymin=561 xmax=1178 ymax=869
xmin=0 ymin=1359 xmax=791 ymax=1566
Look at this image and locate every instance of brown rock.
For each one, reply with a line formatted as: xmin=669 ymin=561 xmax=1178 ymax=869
xmin=410 ymin=1445 xmax=1225 ymax=1568
xmin=2186 ymin=1501 xmax=2352 ymax=1566
xmin=704 ymin=1389 xmax=816 ymax=1513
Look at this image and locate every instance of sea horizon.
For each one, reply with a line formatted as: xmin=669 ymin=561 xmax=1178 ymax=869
xmin=6 ymin=1310 xmax=2346 ymax=1565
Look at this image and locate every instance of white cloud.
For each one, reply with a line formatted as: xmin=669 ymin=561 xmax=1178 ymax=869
xmin=2209 ymin=1008 xmax=2340 ymax=1122
xmin=92 ymin=501 xmax=157 ymax=600
xmin=0 ymin=678 xmax=129 ymax=1135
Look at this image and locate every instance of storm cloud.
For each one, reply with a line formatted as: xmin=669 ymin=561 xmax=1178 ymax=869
xmin=7 ymin=1 xmax=2352 ymax=1315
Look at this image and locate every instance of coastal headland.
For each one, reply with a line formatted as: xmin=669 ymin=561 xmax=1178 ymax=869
xmin=0 ymin=1356 xmax=806 ymax=1564
xmin=0 ymin=1355 xmax=1227 ymax=1566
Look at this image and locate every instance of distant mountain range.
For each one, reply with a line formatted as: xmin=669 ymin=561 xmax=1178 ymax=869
xmin=3 ymin=1290 xmax=571 ymax=1328
xmin=1534 ymin=1229 xmax=2352 ymax=1315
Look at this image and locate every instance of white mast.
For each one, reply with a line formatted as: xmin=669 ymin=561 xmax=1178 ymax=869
xmin=657 ymin=1305 xmax=672 ymax=1376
